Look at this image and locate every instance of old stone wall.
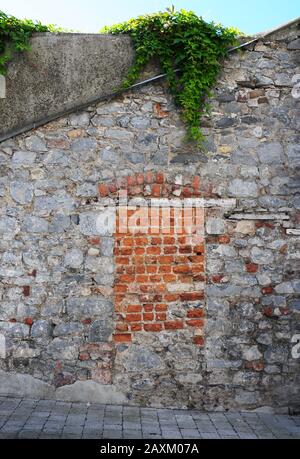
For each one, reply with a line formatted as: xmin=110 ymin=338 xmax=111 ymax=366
xmin=0 ymin=25 xmax=299 ymax=412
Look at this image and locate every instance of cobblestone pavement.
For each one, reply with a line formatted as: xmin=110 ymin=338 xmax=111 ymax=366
xmin=0 ymin=397 xmax=299 ymax=439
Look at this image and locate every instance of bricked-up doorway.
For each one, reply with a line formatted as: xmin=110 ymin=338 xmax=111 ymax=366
xmin=98 ymin=171 xmax=206 ymax=347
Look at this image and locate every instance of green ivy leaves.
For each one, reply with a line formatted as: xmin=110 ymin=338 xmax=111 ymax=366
xmin=0 ymin=11 xmax=53 ymax=75
xmin=102 ymin=9 xmax=240 ymax=145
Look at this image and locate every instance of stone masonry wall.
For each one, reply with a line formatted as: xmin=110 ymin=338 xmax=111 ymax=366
xmin=0 ymin=26 xmax=299 ymax=412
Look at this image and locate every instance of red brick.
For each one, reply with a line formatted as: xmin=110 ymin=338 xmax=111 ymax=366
xmin=164 ymin=237 xmax=175 ymax=244
xmin=144 ymin=323 xmax=162 ymax=332
xmin=127 ymin=305 xmax=142 ymax=313
xmin=192 ymin=176 xmax=200 ymax=192
xmin=24 ymin=317 xmax=33 ymax=326
xmin=159 ymin=256 xmax=174 ymax=264
xmin=135 ymin=247 xmax=145 ymax=255
xmin=147 ymin=265 xmax=157 ymax=273
xmin=164 ymin=321 xmax=184 ymax=330
xmin=193 ymin=336 xmax=204 ymax=345
xmin=118 ymin=274 xmax=135 ymax=283
xmin=122 ymin=237 xmax=134 ymax=246
xmin=245 ymin=361 xmax=264 ymax=371
xmin=113 ymin=334 xmax=132 ymax=343
xmin=149 ymin=275 xmax=162 ymax=283
xmin=98 ymin=184 xmax=109 ymax=197
xmin=262 ymin=286 xmax=273 ymax=295
xmin=116 ymin=257 xmax=129 ymax=265
xmin=164 ymin=246 xmax=177 ymax=254
xmin=179 ymin=246 xmax=192 ymax=254
xmin=151 ymin=237 xmax=162 ymax=245
xmin=136 ymin=275 xmax=149 ymax=283
xmin=81 ymin=318 xmax=92 ymax=325
xmin=158 ymin=265 xmax=171 ymax=273
xmin=143 ymin=313 xmax=154 ymax=321
xmin=115 ymin=284 xmax=128 ymax=293
xmin=136 ymin=173 xmax=144 ymax=185
xmin=263 ymin=307 xmax=273 ymax=317
xmin=180 ymin=292 xmax=204 ymax=301
xmin=152 ymin=184 xmax=161 ymax=197
xmin=146 ymin=246 xmax=161 ymax=255
xmin=173 ymin=265 xmax=190 ymax=274
xmin=23 ymin=286 xmax=30 ymax=297
xmin=186 ymin=319 xmax=204 ymax=327
xmin=79 ymin=352 xmax=90 ymax=361
xmin=182 ymin=186 xmax=192 ymax=197
xmin=126 ymin=175 xmax=137 ymax=186
xmin=131 ymin=323 xmax=142 ymax=332
xmin=187 ymin=309 xmax=205 ymax=318
xmin=156 ymin=172 xmax=164 ymax=184
xmin=135 ymin=237 xmax=148 ymax=246
xmin=218 ymin=235 xmax=230 ymax=244
xmin=125 ymin=313 xmax=142 ymax=322
xmin=116 ymin=323 xmax=129 ymax=332
xmin=194 ymin=244 xmax=205 ymax=254
xmin=137 ymin=265 xmax=146 ymax=274
xmin=212 ymin=275 xmax=224 ymax=283
xmin=245 ymin=263 xmax=258 ymax=273
xmin=145 ymin=172 xmax=154 ymax=184
xmin=129 ymin=185 xmax=143 ymax=196
xmin=163 ymin=274 xmax=177 ymax=282
xmin=164 ymin=294 xmax=179 ymax=302
xmin=108 ymin=183 xmax=117 ymax=193
xmin=156 ymin=312 xmax=167 ymax=321
xmin=155 ymin=304 xmax=167 ymax=311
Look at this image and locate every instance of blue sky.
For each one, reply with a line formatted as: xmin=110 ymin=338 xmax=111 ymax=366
xmin=1 ymin=0 xmax=299 ymax=35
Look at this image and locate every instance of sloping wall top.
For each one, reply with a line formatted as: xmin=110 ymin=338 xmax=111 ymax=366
xmin=0 ymin=33 xmax=134 ymax=141
xmin=0 ymin=18 xmax=299 ymax=142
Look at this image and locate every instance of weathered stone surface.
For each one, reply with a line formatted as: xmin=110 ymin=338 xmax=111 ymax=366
xmin=235 ymin=221 xmax=256 ymax=235
xmin=0 ymin=370 xmax=54 ymax=398
xmin=287 ymin=38 xmax=300 ymax=49
xmin=31 ymin=320 xmax=53 ymax=338
xmin=53 ymin=322 xmax=83 ymax=337
xmin=206 ymin=218 xmax=225 ymax=235
xmin=257 ymin=142 xmax=284 ymax=164
xmin=89 ymin=319 xmax=114 ymax=342
xmin=55 ymin=381 xmax=127 ymax=403
xmin=66 ymin=297 xmax=113 ymax=318
xmin=69 ymin=112 xmax=90 ymax=127
xmin=48 ymin=338 xmax=79 ymax=360
xmin=25 ymin=135 xmax=47 ymax=152
xmin=22 ymin=216 xmax=49 ymax=233
xmin=228 ymin=179 xmax=259 ymax=197
xmin=124 ymin=346 xmax=164 ymax=371
xmin=71 ymin=138 xmax=97 ymax=153
xmin=10 ymin=181 xmax=33 ymax=204
xmin=0 ymin=24 xmax=299 ymax=413
xmin=64 ymin=249 xmax=84 ymax=269
xmin=12 ymin=150 xmax=36 ymax=166
xmin=242 ymin=346 xmax=263 ymax=361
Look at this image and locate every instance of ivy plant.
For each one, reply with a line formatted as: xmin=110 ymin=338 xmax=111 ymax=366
xmin=102 ymin=8 xmax=240 ymax=144
xmin=0 ymin=11 xmax=57 ymax=75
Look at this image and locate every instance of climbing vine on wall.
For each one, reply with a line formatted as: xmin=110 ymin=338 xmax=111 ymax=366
xmin=102 ymin=8 xmax=240 ymax=144
xmin=0 ymin=11 xmax=56 ymax=75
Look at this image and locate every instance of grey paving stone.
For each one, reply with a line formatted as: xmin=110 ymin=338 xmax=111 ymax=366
xmin=102 ymin=429 xmax=122 ymax=438
xmin=161 ymin=431 xmax=183 ymax=439
xmin=200 ymin=432 xmax=221 ymax=439
xmin=123 ymin=430 xmax=143 ymax=439
xmin=181 ymin=429 xmax=201 ymax=438
xmin=0 ymin=397 xmax=299 ymax=439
